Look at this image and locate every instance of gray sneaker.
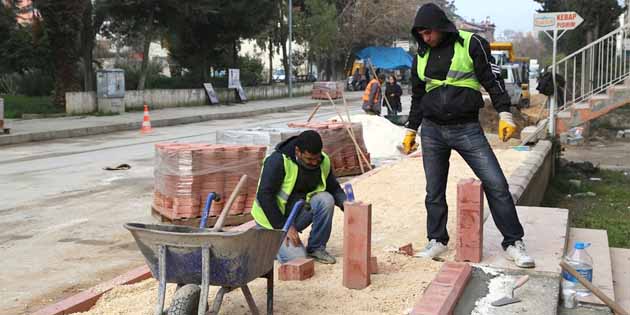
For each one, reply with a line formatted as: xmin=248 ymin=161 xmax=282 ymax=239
xmin=307 ymin=249 xmax=336 ymax=264
xmin=505 ymin=240 xmax=536 ymax=268
xmin=413 ymin=239 xmax=448 ymax=258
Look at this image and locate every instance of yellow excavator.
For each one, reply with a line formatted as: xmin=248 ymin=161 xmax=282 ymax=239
xmin=490 ymin=42 xmax=530 ymax=107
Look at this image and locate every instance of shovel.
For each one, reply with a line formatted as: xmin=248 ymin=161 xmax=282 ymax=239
xmin=491 ymin=275 xmax=530 ymax=307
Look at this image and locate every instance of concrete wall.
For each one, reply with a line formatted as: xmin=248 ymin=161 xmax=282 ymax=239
xmin=65 ymin=83 xmax=314 ymax=114
xmin=66 ymin=91 xmax=97 ymax=114
xmin=507 ymin=140 xmax=554 ymax=207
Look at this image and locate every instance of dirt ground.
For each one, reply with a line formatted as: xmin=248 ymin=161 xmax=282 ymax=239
xmin=78 ymin=148 xmax=529 ymax=315
xmin=562 ymin=140 xmax=630 ymax=170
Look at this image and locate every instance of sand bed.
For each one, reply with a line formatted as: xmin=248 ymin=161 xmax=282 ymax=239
xmin=78 ymin=148 xmax=529 ymax=315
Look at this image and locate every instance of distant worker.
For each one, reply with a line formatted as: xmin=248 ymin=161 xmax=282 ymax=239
xmin=537 ymin=68 xmax=566 ymax=108
xmin=362 ymin=73 xmax=386 ymax=115
xmin=385 ymin=74 xmax=403 ymax=114
xmin=251 ymin=130 xmax=346 ymax=264
xmin=401 ymin=3 xmax=535 ymax=268
xmin=352 ymin=68 xmax=361 ymax=91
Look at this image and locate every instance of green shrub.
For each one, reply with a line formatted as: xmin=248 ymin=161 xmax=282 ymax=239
xmin=1 ymin=94 xmax=57 ymax=118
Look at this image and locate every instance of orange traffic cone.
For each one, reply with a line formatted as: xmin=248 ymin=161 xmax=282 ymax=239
xmin=140 ymin=104 xmax=152 ymax=133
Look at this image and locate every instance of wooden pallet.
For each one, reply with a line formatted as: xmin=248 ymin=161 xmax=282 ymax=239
xmin=151 ymin=206 xmax=253 ymax=228
xmin=334 ymin=165 xmax=376 ymax=178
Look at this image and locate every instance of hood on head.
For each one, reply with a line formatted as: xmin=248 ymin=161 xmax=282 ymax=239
xmin=411 ymin=3 xmax=459 ymax=54
xmin=275 ymin=136 xmax=298 ymax=160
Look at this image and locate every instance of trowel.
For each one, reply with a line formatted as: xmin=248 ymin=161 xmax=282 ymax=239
xmin=491 ymin=275 xmax=530 ymax=307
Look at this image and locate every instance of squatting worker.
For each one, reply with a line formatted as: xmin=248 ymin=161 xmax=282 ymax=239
xmin=401 ymin=3 xmax=535 ymax=268
xmin=251 ymin=130 xmax=346 ymax=264
xmin=362 ymin=73 xmax=386 ymax=115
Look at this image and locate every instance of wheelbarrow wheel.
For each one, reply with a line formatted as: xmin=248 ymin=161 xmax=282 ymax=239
xmin=167 ymin=284 xmax=201 ymax=315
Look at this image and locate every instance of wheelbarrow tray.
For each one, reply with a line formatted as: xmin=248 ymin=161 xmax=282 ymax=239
xmin=125 ymin=223 xmax=283 ymax=287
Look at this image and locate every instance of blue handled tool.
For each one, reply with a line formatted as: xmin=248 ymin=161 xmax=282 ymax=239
xmin=199 ymin=192 xmax=221 ymax=229
xmin=344 ymin=183 xmax=355 ymax=202
xmin=282 ymin=200 xmax=305 ymax=233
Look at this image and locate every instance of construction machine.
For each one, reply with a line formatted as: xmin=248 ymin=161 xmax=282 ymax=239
xmin=491 ymin=42 xmax=530 ymax=108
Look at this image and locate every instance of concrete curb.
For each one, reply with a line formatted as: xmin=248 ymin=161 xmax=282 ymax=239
xmin=507 ymin=140 xmax=553 ymax=206
xmin=32 ymin=265 xmax=151 ymax=315
xmin=0 ymin=97 xmax=361 ymax=147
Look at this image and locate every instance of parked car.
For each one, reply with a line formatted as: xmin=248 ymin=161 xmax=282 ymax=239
xmin=272 ymin=69 xmax=296 ymax=83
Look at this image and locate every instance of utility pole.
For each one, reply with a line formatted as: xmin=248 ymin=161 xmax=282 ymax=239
xmin=288 ymin=0 xmax=293 ymax=98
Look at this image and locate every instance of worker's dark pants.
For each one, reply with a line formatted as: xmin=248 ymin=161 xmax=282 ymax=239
xmin=420 ymin=120 xmax=524 ymax=250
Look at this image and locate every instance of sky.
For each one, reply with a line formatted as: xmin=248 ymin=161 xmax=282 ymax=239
xmin=454 ymin=0 xmax=542 ymax=37
xmin=454 ymin=0 xmax=628 ymax=38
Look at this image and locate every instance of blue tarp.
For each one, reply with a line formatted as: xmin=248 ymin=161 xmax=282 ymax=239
xmin=355 ymin=46 xmax=413 ymax=70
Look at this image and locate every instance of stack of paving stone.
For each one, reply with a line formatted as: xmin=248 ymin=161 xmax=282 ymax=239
xmin=312 ymin=81 xmax=344 ymax=100
xmin=287 ymin=121 xmax=370 ymax=176
xmin=153 ymin=143 xmax=266 ymax=220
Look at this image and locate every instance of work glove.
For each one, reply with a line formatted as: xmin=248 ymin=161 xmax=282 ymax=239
xmin=402 ymin=129 xmax=419 ymax=154
xmin=498 ymin=112 xmax=516 ymax=142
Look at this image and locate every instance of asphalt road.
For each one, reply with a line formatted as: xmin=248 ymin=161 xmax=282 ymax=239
xmin=0 ymin=99 xmax=368 ymax=315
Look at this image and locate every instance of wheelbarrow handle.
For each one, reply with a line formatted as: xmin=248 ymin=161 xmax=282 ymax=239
xmin=282 ymin=200 xmax=305 ymax=233
xmin=199 ymin=192 xmax=220 ymax=229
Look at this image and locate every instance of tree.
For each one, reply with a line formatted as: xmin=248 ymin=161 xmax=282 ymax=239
xmin=101 ymin=0 xmax=167 ymax=90
xmin=533 ymin=0 xmax=624 ymax=54
xmin=165 ymin=0 xmax=273 ymax=85
xmin=34 ymin=0 xmax=86 ymax=108
xmin=299 ymin=0 xmax=456 ymax=79
xmin=80 ymin=0 xmax=107 ymax=92
xmin=512 ymin=32 xmax=549 ymax=64
xmin=254 ymin=0 xmax=286 ymax=84
xmin=297 ymin=0 xmax=339 ymax=80
xmin=0 ymin=2 xmax=30 ymax=74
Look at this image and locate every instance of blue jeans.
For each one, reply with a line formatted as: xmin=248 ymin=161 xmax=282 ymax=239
xmin=420 ymin=119 xmax=524 ymax=249
xmin=276 ymin=191 xmax=338 ymax=263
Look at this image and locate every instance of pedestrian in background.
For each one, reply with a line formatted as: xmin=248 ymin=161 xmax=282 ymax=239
xmin=385 ymin=74 xmax=403 ymax=114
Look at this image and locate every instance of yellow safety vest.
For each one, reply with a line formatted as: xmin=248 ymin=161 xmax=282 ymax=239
xmin=251 ymin=152 xmax=331 ymax=229
xmin=417 ymin=30 xmax=481 ymax=93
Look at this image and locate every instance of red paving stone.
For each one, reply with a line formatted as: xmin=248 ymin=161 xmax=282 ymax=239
xmin=410 ymin=262 xmax=473 ymax=315
xmin=287 ymin=121 xmax=370 ymax=177
xmin=399 ymin=243 xmax=414 ymax=256
xmin=370 ymin=256 xmax=378 ymax=274
xmin=32 ymin=265 xmax=151 ymax=315
xmin=153 ymin=143 xmax=264 ymax=220
xmin=278 ymin=258 xmax=315 ymax=281
xmin=311 ymin=81 xmax=344 ymax=99
xmin=343 ymin=201 xmax=372 ymax=289
xmin=455 ymin=179 xmax=484 ymax=263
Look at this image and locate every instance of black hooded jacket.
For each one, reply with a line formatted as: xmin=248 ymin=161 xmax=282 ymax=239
xmin=407 ymin=3 xmax=512 ymax=130
xmin=256 ymin=136 xmax=345 ymax=229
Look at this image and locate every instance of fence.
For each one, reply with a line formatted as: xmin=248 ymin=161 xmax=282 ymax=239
xmin=65 ymin=83 xmax=314 ymax=114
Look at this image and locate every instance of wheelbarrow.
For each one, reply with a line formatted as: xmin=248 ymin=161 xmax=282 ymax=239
xmin=125 ymin=175 xmax=305 ymax=315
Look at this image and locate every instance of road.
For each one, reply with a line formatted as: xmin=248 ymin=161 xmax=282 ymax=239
xmin=0 ymin=99 xmax=368 ymax=315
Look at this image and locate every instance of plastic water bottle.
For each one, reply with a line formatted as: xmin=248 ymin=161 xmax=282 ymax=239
xmin=344 ymin=183 xmax=355 ymax=202
xmin=562 ymin=242 xmax=594 ymax=297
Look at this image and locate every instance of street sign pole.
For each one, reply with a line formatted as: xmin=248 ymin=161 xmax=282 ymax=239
xmin=550 ymin=28 xmax=558 ymax=136
xmin=534 ymin=11 xmax=583 ymax=137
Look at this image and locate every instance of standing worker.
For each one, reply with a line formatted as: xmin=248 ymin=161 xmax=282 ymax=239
xmin=251 ymin=130 xmax=346 ymax=264
xmin=362 ymin=73 xmax=385 ymax=115
xmin=401 ymin=3 xmax=535 ymax=268
xmin=385 ymin=74 xmax=403 ymax=115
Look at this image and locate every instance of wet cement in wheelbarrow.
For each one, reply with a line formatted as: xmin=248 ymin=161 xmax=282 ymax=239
xmin=76 ymin=148 xmax=528 ymax=315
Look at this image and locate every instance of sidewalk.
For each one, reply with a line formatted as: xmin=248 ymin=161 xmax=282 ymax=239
xmin=0 ymin=92 xmax=363 ymax=146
